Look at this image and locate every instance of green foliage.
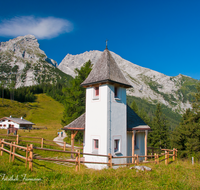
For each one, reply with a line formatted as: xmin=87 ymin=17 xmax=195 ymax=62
xmin=127 ymin=96 xmax=181 ymax=130
xmin=172 ymin=82 xmax=200 ymax=158
xmin=61 ymin=60 xmax=92 ymax=141
xmin=130 ymin=100 xmax=138 ymax=114
xmin=148 ymin=103 xmax=170 ymax=148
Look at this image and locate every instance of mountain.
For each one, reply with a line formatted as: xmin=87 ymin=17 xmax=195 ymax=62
xmin=58 ymin=50 xmax=199 ymax=114
xmin=0 ymin=35 xmax=71 ymax=88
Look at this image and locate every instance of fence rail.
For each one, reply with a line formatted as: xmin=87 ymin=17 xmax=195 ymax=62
xmin=0 ymin=134 xmax=82 ymax=151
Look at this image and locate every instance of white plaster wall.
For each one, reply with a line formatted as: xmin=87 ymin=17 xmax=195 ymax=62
xmin=84 ymin=84 xmax=128 ymax=169
xmin=84 ymin=85 xmax=109 ymax=169
xmin=0 ymin=119 xmax=19 ymax=129
xmin=127 ymin=132 xmax=132 ymax=163
xmin=108 ymin=85 xmax=127 ymax=166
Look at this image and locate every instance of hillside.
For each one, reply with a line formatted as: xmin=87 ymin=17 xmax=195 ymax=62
xmin=0 ymin=94 xmax=64 ymax=140
xmin=127 ymin=96 xmax=181 ymax=130
xmin=58 ymin=50 xmax=199 ymax=114
xmin=0 ymin=35 xmax=72 ymax=88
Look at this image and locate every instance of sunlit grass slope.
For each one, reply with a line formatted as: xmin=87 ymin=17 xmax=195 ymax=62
xmin=0 ymin=98 xmax=30 ymax=119
xmin=0 ymin=94 xmax=64 ymax=140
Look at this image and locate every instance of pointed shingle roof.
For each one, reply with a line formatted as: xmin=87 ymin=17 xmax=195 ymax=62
xmin=81 ymin=48 xmax=132 ymax=88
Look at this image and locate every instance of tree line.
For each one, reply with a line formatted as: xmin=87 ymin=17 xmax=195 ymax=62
xmin=0 ymin=82 xmax=69 ymax=103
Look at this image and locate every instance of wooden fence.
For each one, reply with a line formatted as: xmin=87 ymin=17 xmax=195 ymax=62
xmin=0 ymin=138 xmax=178 ymax=172
xmin=0 ymin=139 xmax=33 ymax=170
xmin=0 ymin=134 xmax=82 ymax=151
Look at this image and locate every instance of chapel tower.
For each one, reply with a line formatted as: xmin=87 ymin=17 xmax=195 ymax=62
xmin=81 ymin=48 xmax=132 ymax=169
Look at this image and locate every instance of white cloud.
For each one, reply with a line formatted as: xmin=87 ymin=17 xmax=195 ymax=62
xmin=0 ymin=16 xmax=73 ymax=39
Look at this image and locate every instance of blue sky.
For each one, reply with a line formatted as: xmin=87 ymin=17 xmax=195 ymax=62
xmin=0 ymin=0 xmax=200 ymax=80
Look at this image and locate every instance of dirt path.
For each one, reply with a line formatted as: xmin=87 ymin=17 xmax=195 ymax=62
xmin=53 ymin=131 xmax=71 ymax=148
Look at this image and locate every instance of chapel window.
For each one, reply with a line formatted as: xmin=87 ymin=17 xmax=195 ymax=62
xmin=94 ymin=87 xmax=99 ymax=96
xmin=114 ymin=139 xmax=120 ymax=153
xmin=94 ymin=139 xmax=99 ymax=149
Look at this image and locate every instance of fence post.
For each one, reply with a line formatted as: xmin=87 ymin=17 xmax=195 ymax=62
xmin=154 ymin=153 xmax=157 ymax=164
xmin=137 ymin=154 xmax=139 ymax=165
xmin=157 ymin=154 xmax=159 ymax=164
xmin=9 ymin=142 xmax=12 ymax=162
xmin=173 ymin=148 xmax=175 ymax=161
xmin=16 ymin=135 xmax=19 ymax=144
xmin=176 ymin=149 xmax=177 ymax=158
xmin=165 ymin=150 xmax=168 ymax=165
xmin=29 ymin=144 xmax=33 ymax=171
xmin=78 ymin=150 xmax=81 ymax=171
xmin=108 ymin=153 xmax=112 ymax=169
xmin=41 ymin=138 xmax=44 ymax=148
xmin=167 ymin=151 xmax=169 ymax=164
xmin=63 ymin=142 xmax=66 ymax=151
xmin=75 ymin=150 xmax=78 ymax=172
xmin=12 ymin=142 xmax=16 ymax=162
xmin=0 ymin=139 xmax=4 ymax=156
xmin=25 ymin=144 xmax=28 ymax=168
xmin=134 ymin=154 xmax=137 ymax=164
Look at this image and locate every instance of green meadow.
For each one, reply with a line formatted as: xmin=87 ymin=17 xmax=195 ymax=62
xmin=0 ymin=94 xmax=200 ymax=189
xmin=0 ymin=153 xmax=200 ymax=190
xmin=0 ymin=94 xmax=64 ymax=140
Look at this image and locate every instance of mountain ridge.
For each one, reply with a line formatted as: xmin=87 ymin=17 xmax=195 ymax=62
xmin=58 ymin=50 xmax=199 ymax=114
xmin=0 ymin=35 xmax=70 ymax=88
xmin=0 ymin=35 xmax=198 ymax=114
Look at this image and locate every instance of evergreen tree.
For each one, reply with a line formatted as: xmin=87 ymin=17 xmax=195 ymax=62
xmin=130 ymin=100 xmax=138 ymax=114
xmin=139 ymin=108 xmax=151 ymax=126
xmin=61 ymin=60 xmax=92 ymax=141
xmin=171 ymin=83 xmax=200 ymax=158
xmin=130 ymin=100 xmax=151 ymax=125
xmin=148 ymin=103 xmax=169 ymax=148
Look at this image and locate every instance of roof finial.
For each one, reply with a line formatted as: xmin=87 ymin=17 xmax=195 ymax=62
xmin=106 ymin=39 xmax=108 ymax=49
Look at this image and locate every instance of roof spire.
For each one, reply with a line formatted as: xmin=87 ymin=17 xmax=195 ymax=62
xmin=105 ymin=39 xmax=108 ymax=49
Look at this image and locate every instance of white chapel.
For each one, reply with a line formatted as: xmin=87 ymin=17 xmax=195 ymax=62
xmin=64 ymin=48 xmax=151 ymax=169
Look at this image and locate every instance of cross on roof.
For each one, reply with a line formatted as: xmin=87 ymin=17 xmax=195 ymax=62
xmin=106 ymin=39 xmax=108 ymax=49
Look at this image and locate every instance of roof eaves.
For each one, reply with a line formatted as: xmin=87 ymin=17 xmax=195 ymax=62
xmin=81 ymin=79 xmax=132 ymax=88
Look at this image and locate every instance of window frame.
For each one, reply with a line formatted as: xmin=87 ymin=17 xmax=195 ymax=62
xmin=94 ymin=139 xmax=99 ymax=149
xmin=113 ymin=135 xmax=122 ymax=154
xmin=134 ymin=133 xmax=139 ymax=149
xmin=114 ymin=86 xmax=121 ymax=100
xmin=93 ymin=86 xmax=100 ymax=100
xmin=114 ymin=139 xmax=120 ymax=153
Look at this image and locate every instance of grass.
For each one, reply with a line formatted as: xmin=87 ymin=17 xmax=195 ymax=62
xmin=0 ymin=152 xmax=200 ymax=189
xmin=0 ymin=98 xmax=30 ymax=119
xmin=0 ymin=94 xmax=64 ymax=141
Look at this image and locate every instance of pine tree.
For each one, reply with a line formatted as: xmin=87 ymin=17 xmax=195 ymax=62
xmin=130 ymin=100 xmax=138 ymax=114
xmin=171 ymin=82 xmax=200 ymax=158
xmin=61 ymin=60 xmax=92 ymax=141
xmin=148 ymin=103 xmax=169 ymax=148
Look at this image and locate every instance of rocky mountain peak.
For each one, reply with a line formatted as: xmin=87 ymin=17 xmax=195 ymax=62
xmin=58 ymin=50 xmax=199 ymax=114
xmin=0 ymin=35 xmax=59 ymax=88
